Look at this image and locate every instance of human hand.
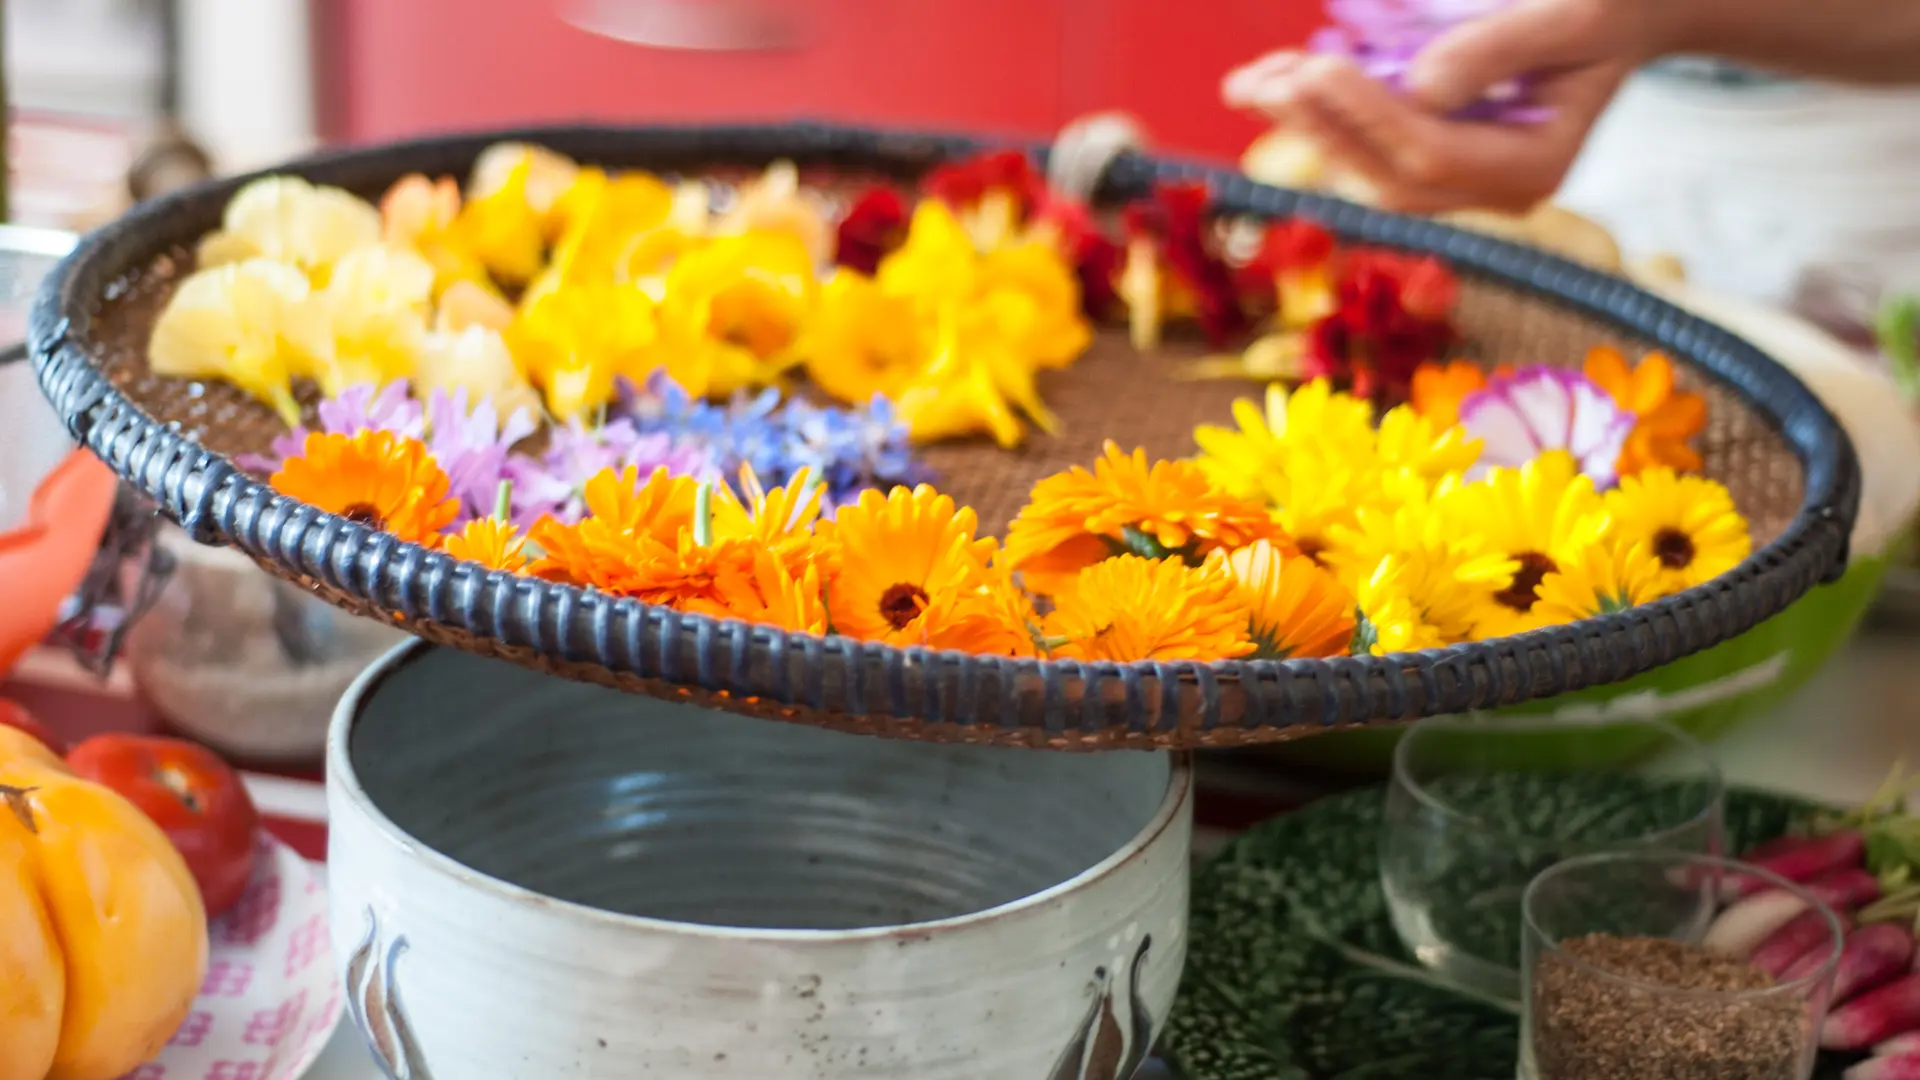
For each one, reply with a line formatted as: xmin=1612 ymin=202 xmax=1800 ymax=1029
xmin=1222 ymin=0 xmax=1679 ymax=214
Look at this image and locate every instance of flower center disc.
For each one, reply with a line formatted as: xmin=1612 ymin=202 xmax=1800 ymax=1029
xmin=1654 ymin=527 xmax=1697 ymax=570
xmin=878 ymin=582 xmax=930 ymax=630
xmin=1495 ymin=551 xmax=1558 ymax=612
xmin=340 ymin=502 xmax=385 ymax=527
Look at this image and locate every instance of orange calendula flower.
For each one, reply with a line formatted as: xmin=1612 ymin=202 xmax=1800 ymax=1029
xmin=813 ymin=485 xmax=997 ymax=647
xmin=1583 ymin=346 xmax=1707 ymax=476
xmin=270 ymin=431 xmax=459 ymax=545
xmin=685 ymin=545 xmax=831 ymax=636
xmin=1041 ymin=555 xmax=1255 ymax=663
xmin=1002 ymin=442 xmax=1287 ymax=596
xmin=710 ymin=465 xmax=826 ymax=576
xmin=1208 ymin=540 xmax=1355 ymax=660
xmin=442 ymin=517 xmax=530 ymax=572
xmin=1410 ymin=360 xmax=1487 ymax=429
xmin=526 ymin=466 xmax=702 ymax=590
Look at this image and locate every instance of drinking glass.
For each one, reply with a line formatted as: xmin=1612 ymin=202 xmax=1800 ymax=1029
xmin=1520 ymin=852 xmax=1841 ymax=1080
xmin=1379 ymin=714 xmax=1723 ymax=999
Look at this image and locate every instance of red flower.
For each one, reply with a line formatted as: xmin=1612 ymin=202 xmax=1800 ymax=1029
xmin=1303 ymin=249 xmax=1461 ymax=407
xmin=1033 ymin=196 xmax=1124 ymax=320
xmin=1252 ymin=218 xmax=1337 ymax=276
xmin=1123 ymin=181 xmax=1249 ymax=348
xmin=922 ymin=149 xmax=1047 ymax=218
xmin=834 ymin=185 xmax=909 ymax=274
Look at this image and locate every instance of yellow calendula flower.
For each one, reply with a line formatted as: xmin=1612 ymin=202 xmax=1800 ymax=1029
xmin=196 ymin=176 xmax=383 ymax=282
xmin=1374 ymin=404 xmax=1481 ymax=483
xmin=1440 ymin=451 xmax=1611 ymax=640
xmin=795 ymin=271 xmax=930 ymax=405
xmin=1351 ymin=558 xmax=1450 ymax=656
xmin=148 ymin=258 xmax=329 ymax=425
xmin=648 ymin=230 xmax=817 ymax=398
xmin=1325 ymin=490 xmax=1515 ymax=643
xmin=1602 ymin=468 xmax=1752 ymax=593
xmin=1209 ymin=540 xmax=1355 ymax=660
xmin=1533 ymin=541 xmax=1669 ymax=624
xmin=507 ymin=282 xmax=658 ymax=421
xmin=454 ymin=156 xmax=548 ymax=287
xmin=1193 ymin=380 xmax=1377 ymax=503
xmin=1041 ymin=555 xmax=1256 ymax=663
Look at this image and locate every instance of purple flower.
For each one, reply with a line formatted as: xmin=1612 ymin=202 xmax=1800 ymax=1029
xmin=1459 ymin=366 xmax=1635 ymax=488
xmin=504 ymin=418 xmax=716 ymax=525
xmin=425 ymin=388 xmax=540 ymax=523
xmin=244 ymin=380 xmax=428 ymax=473
xmin=1310 ymin=0 xmax=1551 ymax=123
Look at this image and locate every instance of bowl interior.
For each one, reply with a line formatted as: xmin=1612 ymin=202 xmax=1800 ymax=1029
xmin=348 ymin=647 xmax=1175 ymax=930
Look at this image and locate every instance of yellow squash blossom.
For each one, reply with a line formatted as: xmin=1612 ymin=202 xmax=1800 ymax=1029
xmin=647 ymin=230 xmax=817 ymax=398
xmin=454 ymin=157 xmax=548 ymax=287
xmin=195 ymin=175 xmax=382 ymax=282
xmin=545 ymin=168 xmax=681 ymax=288
xmin=415 ymin=324 xmax=544 ymax=423
xmin=972 ymin=240 xmax=1091 ymax=369
xmin=148 ymin=257 xmax=329 ymax=425
xmin=796 ymin=270 xmax=931 ymax=405
xmin=507 ymin=282 xmax=659 ymax=421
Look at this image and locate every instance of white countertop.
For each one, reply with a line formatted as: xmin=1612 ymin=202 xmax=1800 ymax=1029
xmin=301 ymin=631 xmax=1920 ymax=1080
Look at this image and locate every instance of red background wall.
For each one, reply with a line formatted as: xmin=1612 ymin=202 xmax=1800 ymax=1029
xmin=317 ymin=0 xmax=1321 ymax=160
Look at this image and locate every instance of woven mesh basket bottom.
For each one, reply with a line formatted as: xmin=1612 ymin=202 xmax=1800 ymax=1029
xmin=31 ymin=125 xmax=1853 ymax=750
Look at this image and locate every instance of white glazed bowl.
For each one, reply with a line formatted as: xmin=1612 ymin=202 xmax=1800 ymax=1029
xmin=326 ymin=641 xmax=1192 ymax=1080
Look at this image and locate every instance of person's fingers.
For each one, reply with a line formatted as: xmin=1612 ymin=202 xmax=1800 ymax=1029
xmin=1222 ymin=50 xmax=1310 ymax=113
xmin=1286 ymin=91 xmax=1485 ymax=215
xmin=1404 ymin=0 xmax=1611 ymax=113
xmin=1294 ymin=56 xmax=1620 ymax=212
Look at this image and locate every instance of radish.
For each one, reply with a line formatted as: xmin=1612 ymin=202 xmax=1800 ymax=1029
xmin=1880 ymin=1032 xmax=1920 ymax=1057
xmin=1846 ymin=1055 xmax=1920 ymax=1080
xmin=1704 ymin=871 xmax=1874 ymax=959
xmin=1753 ymin=909 xmax=1851 ymax=976
xmin=1785 ymin=922 xmax=1913 ymax=1001
xmin=1823 ymin=974 xmax=1920 ymax=1050
xmin=1729 ymin=830 xmax=1868 ymax=900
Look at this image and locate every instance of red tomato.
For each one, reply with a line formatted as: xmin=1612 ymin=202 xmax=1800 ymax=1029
xmin=65 ymin=734 xmax=260 ymax=918
xmin=0 ymin=698 xmax=66 ymax=756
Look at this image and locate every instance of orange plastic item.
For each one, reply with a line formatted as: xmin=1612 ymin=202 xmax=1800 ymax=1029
xmin=0 ymin=450 xmax=120 ymax=675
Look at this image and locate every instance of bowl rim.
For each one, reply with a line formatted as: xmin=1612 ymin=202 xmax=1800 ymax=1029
xmin=30 ymin=120 xmax=1863 ymax=747
xmin=326 ymin=638 xmax=1194 ymax=942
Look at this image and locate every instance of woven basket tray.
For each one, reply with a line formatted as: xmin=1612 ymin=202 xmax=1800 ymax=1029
xmin=27 ymin=122 xmax=1860 ymax=750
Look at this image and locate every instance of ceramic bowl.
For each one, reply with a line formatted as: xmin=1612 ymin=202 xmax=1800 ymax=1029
xmin=326 ymin=641 xmax=1192 ymax=1080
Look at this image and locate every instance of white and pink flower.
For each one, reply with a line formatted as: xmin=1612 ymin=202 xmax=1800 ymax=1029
xmin=1458 ymin=366 xmax=1635 ymax=487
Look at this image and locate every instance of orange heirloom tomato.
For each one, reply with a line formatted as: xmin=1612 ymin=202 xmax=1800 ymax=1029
xmin=0 ymin=726 xmax=208 ymax=1080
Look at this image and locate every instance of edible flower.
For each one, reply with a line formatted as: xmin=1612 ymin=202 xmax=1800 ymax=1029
xmin=442 ymin=516 xmax=531 ymax=573
xmin=379 ymin=173 xmax=492 ymax=294
xmin=147 ymin=257 xmax=327 ymax=425
xmin=834 ymin=185 xmax=910 ymax=275
xmin=1303 ymin=249 xmax=1459 ymax=406
xmin=1439 ymin=451 xmax=1611 ymax=639
xmin=1410 ymin=359 xmax=1488 ymax=428
xmin=195 ymin=176 xmax=383 ymax=280
xmin=1040 ymin=554 xmax=1255 ymax=663
xmin=1582 ymin=346 xmax=1708 ymax=476
xmin=1119 ymin=181 xmax=1248 ymax=350
xmin=813 ymin=485 xmax=1003 ymax=650
xmin=1532 ymin=540 xmax=1668 ymax=622
xmin=1601 ymin=468 xmax=1752 ymax=593
xmin=922 ymin=148 xmax=1048 ymax=253
xmin=507 ymin=281 xmax=659 ymax=421
xmin=1246 ymin=217 xmax=1338 ymax=329
xmin=269 ymin=430 xmax=461 ymax=545
xmin=1002 ymin=442 xmax=1286 ymax=596
xmin=1209 ymin=540 xmax=1356 ymax=659
xmin=648 ymin=230 xmax=817 ymax=398
xmin=1308 ymin=0 xmax=1551 ymax=124
xmin=1457 ymin=366 xmax=1635 ymax=488
xmin=1350 ymin=556 xmax=1449 ymax=655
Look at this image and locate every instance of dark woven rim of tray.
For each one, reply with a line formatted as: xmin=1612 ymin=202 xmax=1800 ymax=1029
xmin=27 ymin=122 xmax=1860 ymax=751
